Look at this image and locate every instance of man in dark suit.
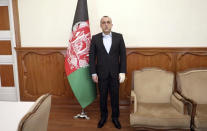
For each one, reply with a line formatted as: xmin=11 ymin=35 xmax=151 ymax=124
xmin=89 ymin=16 xmax=126 ymax=129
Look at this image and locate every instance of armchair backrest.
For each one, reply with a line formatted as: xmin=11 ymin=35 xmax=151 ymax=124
xmin=18 ymin=93 xmax=51 ymax=131
xmin=177 ymin=69 xmax=207 ymax=104
xmin=133 ymin=68 xmax=174 ymax=103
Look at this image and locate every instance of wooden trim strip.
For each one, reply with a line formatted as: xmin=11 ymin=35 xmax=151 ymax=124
xmin=12 ymin=0 xmax=21 ymax=47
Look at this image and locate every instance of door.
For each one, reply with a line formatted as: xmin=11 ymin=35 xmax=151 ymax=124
xmin=0 ymin=0 xmax=19 ymax=101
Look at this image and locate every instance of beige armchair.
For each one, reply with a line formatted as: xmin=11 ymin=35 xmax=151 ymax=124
xmin=18 ymin=93 xmax=52 ymax=131
xmin=177 ymin=69 xmax=207 ymax=131
xmin=130 ymin=68 xmax=191 ymax=130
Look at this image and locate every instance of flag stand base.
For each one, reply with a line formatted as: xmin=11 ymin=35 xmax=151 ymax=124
xmin=73 ymin=108 xmax=90 ymax=120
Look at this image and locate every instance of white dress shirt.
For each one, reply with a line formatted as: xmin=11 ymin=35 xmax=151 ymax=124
xmin=102 ymin=32 xmax=112 ymax=54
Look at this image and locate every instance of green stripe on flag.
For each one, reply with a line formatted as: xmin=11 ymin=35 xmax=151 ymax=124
xmin=68 ymin=67 xmax=96 ymax=108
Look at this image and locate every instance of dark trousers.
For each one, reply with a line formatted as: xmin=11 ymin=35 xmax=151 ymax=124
xmin=98 ymin=74 xmax=120 ymax=119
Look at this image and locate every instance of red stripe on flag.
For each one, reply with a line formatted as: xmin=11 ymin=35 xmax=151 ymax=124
xmin=65 ymin=20 xmax=91 ymax=76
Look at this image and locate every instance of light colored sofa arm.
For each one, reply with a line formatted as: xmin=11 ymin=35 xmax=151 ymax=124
xmin=131 ymin=90 xmax=137 ymax=113
xmin=171 ymin=92 xmax=185 ymax=114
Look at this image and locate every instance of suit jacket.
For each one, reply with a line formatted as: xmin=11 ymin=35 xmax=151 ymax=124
xmin=89 ymin=32 xmax=126 ymax=79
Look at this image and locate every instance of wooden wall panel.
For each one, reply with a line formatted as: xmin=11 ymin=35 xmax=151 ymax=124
xmin=0 ymin=6 xmax=10 ymax=30
xmin=0 ymin=65 xmax=14 ymax=87
xmin=177 ymin=52 xmax=207 ymax=71
xmin=0 ymin=41 xmax=12 ymax=55
xmin=16 ymin=47 xmax=207 ymax=102
xmin=16 ymin=48 xmax=75 ymax=100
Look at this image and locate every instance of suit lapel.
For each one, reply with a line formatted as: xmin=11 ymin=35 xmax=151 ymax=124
xmin=98 ymin=33 xmax=108 ymax=54
xmin=109 ymin=32 xmax=115 ymax=55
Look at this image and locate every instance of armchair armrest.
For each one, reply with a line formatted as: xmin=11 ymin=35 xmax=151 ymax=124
xmin=171 ymin=92 xmax=185 ymax=114
xmin=183 ymin=97 xmax=197 ymax=129
xmin=130 ymin=90 xmax=137 ymax=113
xmin=174 ymin=92 xmax=183 ymax=100
xmin=171 ymin=92 xmax=194 ymax=115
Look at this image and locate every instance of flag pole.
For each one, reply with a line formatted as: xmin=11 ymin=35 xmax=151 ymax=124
xmin=73 ymin=108 xmax=90 ymax=120
xmin=65 ymin=0 xmax=96 ymax=120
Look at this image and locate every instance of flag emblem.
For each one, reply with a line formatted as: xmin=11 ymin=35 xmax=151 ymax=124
xmin=66 ymin=21 xmax=91 ymax=75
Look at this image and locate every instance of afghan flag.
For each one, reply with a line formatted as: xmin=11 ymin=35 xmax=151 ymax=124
xmin=65 ymin=0 xmax=96 ymax=109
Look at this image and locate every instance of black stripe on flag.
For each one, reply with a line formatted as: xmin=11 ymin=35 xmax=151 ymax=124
xmin=72 ymin=0 xmax=89 ymax=28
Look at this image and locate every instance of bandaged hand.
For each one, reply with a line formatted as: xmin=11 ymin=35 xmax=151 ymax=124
xmin=119 ymin=73 xmax=125 ymax=83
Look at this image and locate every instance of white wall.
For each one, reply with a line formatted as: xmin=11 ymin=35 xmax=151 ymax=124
xmin=18 ymin=0 xmax=207 ymax=47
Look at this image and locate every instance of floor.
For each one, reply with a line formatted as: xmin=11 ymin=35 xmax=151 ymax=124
xmin=48 ymin=97 xmax=135 ymax=131
xmin=47 ymin=97 xmax=190 ymax=131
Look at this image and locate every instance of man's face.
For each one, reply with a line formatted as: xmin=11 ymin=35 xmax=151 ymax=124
xmin=100 ymin=17 xmax=113 ymax=35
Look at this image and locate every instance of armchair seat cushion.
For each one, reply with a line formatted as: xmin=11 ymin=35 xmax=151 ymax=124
xmin=194 ymin=104 xmax=207 ymax=129
xmin=196 ymin=104 xmax=207 ymax=117
xmin=195 ymin=116 xmax=207 ymax=129
xmin=130 ymin=103 xmax=190 ymax=128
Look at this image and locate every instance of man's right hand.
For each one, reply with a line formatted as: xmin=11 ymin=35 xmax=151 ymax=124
xmin=92 ymin=74 xmax=98 ymax=83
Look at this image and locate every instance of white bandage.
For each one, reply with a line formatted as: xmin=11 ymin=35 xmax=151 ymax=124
xmin=119 ymin=73 xmax=125 ymax=83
